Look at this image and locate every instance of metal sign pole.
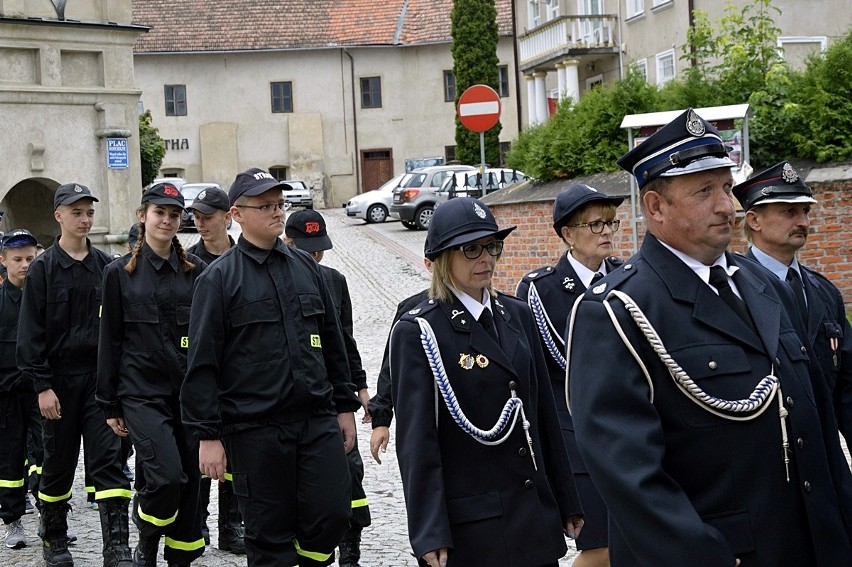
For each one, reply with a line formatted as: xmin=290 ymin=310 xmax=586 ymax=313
xmin=479 ymin=131 xmax=486 ymax=177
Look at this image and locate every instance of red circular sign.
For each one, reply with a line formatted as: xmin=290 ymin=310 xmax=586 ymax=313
xmin=457 ymin=84 xmax=501 ymax=133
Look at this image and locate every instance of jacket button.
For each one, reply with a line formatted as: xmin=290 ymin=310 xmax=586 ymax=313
xmin=524 ymin=479 xmax=534 ymax=489
xmin=801 ymin=346 xmax=807 ymax=354
xmin=797 ymin=438 xmax=804 ymax=449
xmin=624 ymin=264 xmax=633 ymax=270
xmin=519 ymin=447 xmax=528 ymax=457
xmin=708 ymin=361 xmax=718 ymax=370
xmin=803 ymin=481 xmax=811 ymax=493
xmin=786 ymin=396 xmax=794 ymax=408
xmin=508 ymin=381 xmax=518 ymax=390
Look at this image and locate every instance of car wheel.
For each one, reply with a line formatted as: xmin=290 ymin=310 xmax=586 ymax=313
xmin=414 ymin=205 xmax=434 ymax=230
xmin=366 ymin=204 xmax=388 ymax=224
xmin=402 ymin=221 xmax=419 ymax=230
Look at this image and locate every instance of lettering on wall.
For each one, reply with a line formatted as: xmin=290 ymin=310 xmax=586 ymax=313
xmin=165 ymin=139 xmax=190 ymax=151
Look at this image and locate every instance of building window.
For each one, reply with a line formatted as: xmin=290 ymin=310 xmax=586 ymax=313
xmin=652 ymin=0 xmax=672 ymax=8
xmin=269 ymin=166 xmax=288 ymax=180
xmin=271 ymin=81 xmax=293 ymax=113
xmin=546 ymin=0 xmax=561 ymax=21
xmin=527 ymin=0 xmax=540 ymax=28
xmin=626 ymin=0 xmax=644 ymax=18
xmin=164 ymin=85 xmax=187 ymax=116
xmin=656 ymin=49 xmax=675 ymax=86
xmin=443 ymin=71 xmax=456 ymax=102
xmin=360 ymin=76 xmax=382 ymax=108
xmin=498 ymin=65 xmax=510 ymax=97
xmin=445 ymin=145 xmax=457 ymax=164
xmin=634 ymin=58 xmax=648 ymax=81
xmin=777 ymin=36 xmax=828 ymax=70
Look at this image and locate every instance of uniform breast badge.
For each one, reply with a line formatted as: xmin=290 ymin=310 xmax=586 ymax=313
xmin=562 ymin=276 xmax=575 ymax=291
xmin=459 ymin=354 xmax=475 ymax=370
xmin=475 ymin=354 xmax=489 ymax=368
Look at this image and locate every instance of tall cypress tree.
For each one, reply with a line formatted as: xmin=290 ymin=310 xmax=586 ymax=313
xmin=451 ymin=0 xmax=502 ymax=166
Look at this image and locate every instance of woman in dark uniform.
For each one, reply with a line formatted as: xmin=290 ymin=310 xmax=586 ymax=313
xmin=391 ymin=197 xmax=583 ymax=567
xmin=96 ymin=182 xmax=207 ymax=567
xmin=515 ymin=183 xmax=623 ymax=567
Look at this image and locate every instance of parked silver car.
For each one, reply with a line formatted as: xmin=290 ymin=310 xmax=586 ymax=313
xmin=390 ymin=165 xmax=476 ymax=230
xmin=282 ymin=179 xmax=313 ymax=209
xmin=345 ymin=174 xmax=405 ymax=223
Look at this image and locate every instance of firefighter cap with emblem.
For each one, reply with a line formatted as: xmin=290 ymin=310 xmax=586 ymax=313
xmin=732 ymin=162 xmax=817 ymax=212
xmin=552 ymin=183 xmax=624 ymax=236
xmin=617 ymin=108 xmax=736 ymax=189
xmin=285 ymin=209 xmax=332 ymax=253
xmin=424 ymin=197 xmax=516 ymax=261
xmin=54 ymin=183 xmax=100 ymax=210
xmin=142 ymin=182 xmax=185 ymax=209
xmin=188 ymin=185 xmax=230 ymax=215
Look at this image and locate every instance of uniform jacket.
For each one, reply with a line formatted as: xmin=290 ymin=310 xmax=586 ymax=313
xmin=187 ymin=236 xmax=235 ymax=266
xmin=320 ymin=264 xmax=367 ymax=390
xmin=568 ymin=233 xmax=852 ymax=566
xmin=745 ymin=248 xmax=852 ymax=444
xmin=391 ymin=292 xmax=582 ymax=566
xmin=515 ymin=252 xmax=622 ymax=474
xmin=96 ymin=244 xmax=207 ymax=419
xmin=368 ymin=289 xmax=429 ymax=429
xmin=181 ymin=236 xmax=361 ymax=440
xmin=0 ymin=279 xmax=24 ymax=393
xmin=17 ymin=239 xmax=112 ymax=391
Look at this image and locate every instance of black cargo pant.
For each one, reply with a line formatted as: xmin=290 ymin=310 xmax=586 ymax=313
xmin=224 ymin=415 xmax=352 ymax=567
xmin=0 ymin=388 xmax=40 ymax=523
xmin=123 ymin=395 xmax=204 ymax=564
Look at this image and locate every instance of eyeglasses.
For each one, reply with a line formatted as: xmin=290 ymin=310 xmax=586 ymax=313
xmin=566 ymin=220 xmax=620 ymax=234
xmin=457 ymin=240 xmax=504 ymax=260
xmin=235 ymin=201 xmax=291 ymax=214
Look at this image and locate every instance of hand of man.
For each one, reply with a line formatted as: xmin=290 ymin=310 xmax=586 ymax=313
xmin=564 ymin=515 xmax=584 ymax=540
xmin=370 ymin=426 xmax=390 ymax=464
xmin=421 ymin=547 xmax=448 ymax=567
xmin=199 ymin=439 xmax=227 ymax=481
xmin=107 ymin=417 xmax=129 ymax=437
xmin=338 ymin=412 xmax=357 ymax=453
xmin=357 ymin=389 xmax=372 ymax=423
xmin=38 ymin=389 xmax=62 ymax=420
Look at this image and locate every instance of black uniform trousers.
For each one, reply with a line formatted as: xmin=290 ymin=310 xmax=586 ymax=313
xmin=346 ymin=446 xmax=370 ymax=529
xmin=224 ymin=415 xmax=352 ymax=567
xmin=25 ymin=402 xmax=43 ymax=498
xmin=0 ymin=389 xmax=39 ymax=523
xmin=39 ymin=371 xmax=130 ymax=505
xmin=123 ymin=395 xmax=204 ymax=564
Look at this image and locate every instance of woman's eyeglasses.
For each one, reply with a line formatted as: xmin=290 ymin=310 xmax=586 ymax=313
xmin=567 ymin=220 xmax=620 ymax=234
xmin=457 ymin=240 xmax=504 ymax=260
xmin=235 ymin=201 xmax=292 ymax=214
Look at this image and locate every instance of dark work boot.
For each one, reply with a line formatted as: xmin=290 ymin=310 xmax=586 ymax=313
xmin=338 ymin=526 xmax=362 ymax=567
xmin=132 ymin=533 xmax=159 ymax=567
xmin=99 ymin=498 xmax=133 ymax=567
xmin=217 ymin=482 xmax=245 ymax=554
xmin=39 ymin=501 xmax=73 ymax=567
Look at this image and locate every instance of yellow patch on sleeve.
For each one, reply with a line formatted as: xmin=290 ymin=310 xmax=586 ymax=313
xmin=181 ymin=336 xmax=189 ymax=349
xmin=310 ymin=334 xmax=322 ymax=348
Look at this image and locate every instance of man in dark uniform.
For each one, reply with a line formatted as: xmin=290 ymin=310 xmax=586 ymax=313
xmin=181 ymin=167 xmax=361 ymax=567
xmin=567 ymin=109 xmax=852 ymax=566
xmin=284 ymin=209 xmax=372 ymax=567
xmin=0 ymin=230 xmax=39 ymax=550
xmin=17 ymin=184 xmax=133 ymax=567
xmin=185 ymin=184 xmax=244 ymax=554
xmin=734 ymin=162 xmax=852 ymax=443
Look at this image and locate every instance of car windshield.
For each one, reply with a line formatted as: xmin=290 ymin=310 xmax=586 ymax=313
xmin=180 ymin=186 xmax=207 ymax=200
xmin=284 ymin=182 xmax=307 ymax=192
xmin=400 ymin=173 xmax=426 ymax=188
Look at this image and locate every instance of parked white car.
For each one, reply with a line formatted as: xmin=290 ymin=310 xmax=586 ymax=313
xmin=345 ymin=174 xmax=405 ymax=223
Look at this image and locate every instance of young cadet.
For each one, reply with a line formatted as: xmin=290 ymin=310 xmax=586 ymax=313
xmin=0 ymin=230 xmax=39 ymax=550
xmin=97 ymin=182 xmax=207 ymax=566
xmin=17 ymin=183 xmax=132 ymax=567
xmin=186 ymin=185 xmax=244 ymax=554
xmin=284 ymin=210 xmax=371 ymax=567
xmin=182 ymin=167 xmax=361 ymax=567
xmin=734 ymin=162 xmax=852 ymax=443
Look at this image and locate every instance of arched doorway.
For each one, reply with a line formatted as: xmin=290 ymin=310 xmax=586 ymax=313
xmin=1 ymin=178 xmax=61 ymax=247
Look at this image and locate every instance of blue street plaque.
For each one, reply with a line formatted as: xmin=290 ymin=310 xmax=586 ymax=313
xmin=107 ymin=138 xmax=129 ymax=169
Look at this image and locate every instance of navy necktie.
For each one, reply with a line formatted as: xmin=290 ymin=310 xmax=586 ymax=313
xmin=479 ymin=308 xmax=499 ymax=343
xmin=591 ymin=272 xmax=604 ymax=285
xmin=786 ymin=268 xmax=808 ymax=327
xmin=708 ymin=266 xmax=756 ymax=334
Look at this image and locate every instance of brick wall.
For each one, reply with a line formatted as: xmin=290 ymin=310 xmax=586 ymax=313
xmin=490 ymin=179 xmax=852 ymax=308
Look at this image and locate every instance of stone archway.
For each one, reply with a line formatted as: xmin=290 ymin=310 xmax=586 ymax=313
xmin=1 ymin=178 xmax=61 ymax=247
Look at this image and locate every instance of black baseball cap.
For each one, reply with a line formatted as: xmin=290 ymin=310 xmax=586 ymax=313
xmin=228 ymin=168 xmax=292 ymax=205
xmin=424 ymin=197 xmax=515 ymax=261
xmin=1 ymin=229 xmax=38 ymax=249
xmin=552 ymin=184 xmax=624 ymax=236
xmin=127 ymin=224 xmax=140 ymax=249
xmin=142 ymin=182 xmax=185 ymax=209
xmin=285 ymin=210 xmax=332 ymax=253
xmin=54 ymin=183 xmax=99 ymax=210
xmin=188 ymin=186 xmax=230 ymax=214
xmin=732 ymin=162 xmax=817 ymax=212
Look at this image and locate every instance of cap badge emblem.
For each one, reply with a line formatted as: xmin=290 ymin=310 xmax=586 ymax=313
xmin=475 ymin=354 xmax=489 ymax=368
xmin=563 ymin=276 xmax=575 ymax=291
xmin=73 ymin=185 xmax=83 ymax=193
xmin=163 ymin=185 xmax=179 ymax=197
xmin=459 ymin=353 xmax=475 ymax=370
xmin=305 ymin=222 xmax=321 ymax=234
xmin=197 ymin=190 xmax=207 ymax=200
xmin=685 ymin=109 xmax=706 ymax=137
xmin=592 ymin=283 xmax=607 ymax=295
xmin=473 ymin=202 xmax=487 ymax=219
xmin=761 ymin=187 xmax=772 ymax=196
xmin=781 ymin=162 xmax=799 ymax=183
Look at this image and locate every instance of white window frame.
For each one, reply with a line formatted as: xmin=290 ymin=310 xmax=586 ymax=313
xmin=634 ymin=58 xmax=648 ymax=81
xmin=547 ymin=0 xmax=561 ymax=21
xmin=655 ymin=49 xmax=675 ymax=86
xmin=776 ymin=36 xmax=829 ymax=59
xmin=626 ymin=0 xmax=644 ymax=19
xmin=652 ymin=0 xmax=671 ymax=7
xmin=585 ymin=73 xmax=604 ymax=90
xmin=528 ymin=0 xmax=541 ymax=28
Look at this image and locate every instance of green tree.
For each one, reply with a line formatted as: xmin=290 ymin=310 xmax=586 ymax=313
xmin=451 ymin=0 xmax=501 ymax=166
xmin=138 ymin=110 xmax=165 ymax=187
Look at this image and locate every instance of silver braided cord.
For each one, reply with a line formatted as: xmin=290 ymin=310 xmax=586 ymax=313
xmin=415 ymin=317 xmax=538 ymax=470
xmin=527 ymin=282 xmax=567 ymax=370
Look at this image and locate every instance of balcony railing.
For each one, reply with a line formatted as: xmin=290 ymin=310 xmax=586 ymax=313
xmin=519 ymin=14 xmax=619 ymax=68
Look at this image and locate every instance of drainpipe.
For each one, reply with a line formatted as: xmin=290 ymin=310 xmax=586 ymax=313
xmin=510 ymin=0 xmax=523 ymax=133
xmin=343 ymin=48 xmax=361 ymax=194
xmin=688 ymin=0 xmax=697 ymax=68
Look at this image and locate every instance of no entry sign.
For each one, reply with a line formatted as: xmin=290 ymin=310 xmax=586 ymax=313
xmin=457 ymin=85 xmax=501 ymax=133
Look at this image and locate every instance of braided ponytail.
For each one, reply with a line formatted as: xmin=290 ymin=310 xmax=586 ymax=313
xmin=124 ymin=206 xmax=147 ymax=275
xmin=171 ymin=235 xmax=196 ymax=272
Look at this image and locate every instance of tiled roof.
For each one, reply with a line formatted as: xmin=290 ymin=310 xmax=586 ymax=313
xmin=132 ymin=0 xmax=513 ymax=53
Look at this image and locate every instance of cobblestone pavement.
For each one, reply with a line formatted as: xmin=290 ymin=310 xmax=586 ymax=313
xmin=32 ymin=208 xmax=852 ymax=565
